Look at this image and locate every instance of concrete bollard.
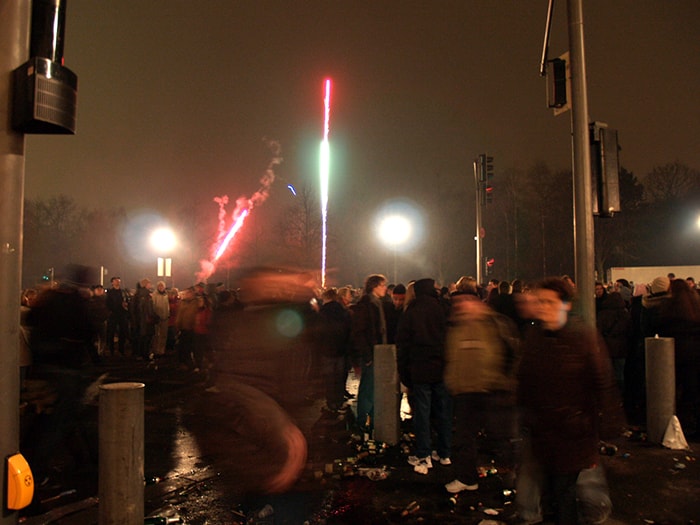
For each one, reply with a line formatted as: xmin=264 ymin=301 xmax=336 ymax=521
xmin=98 ymin=382 xmax=145 ymax=525
xmin=373 ymin=344 xmax=400 ymax=445
xmin=645 ymin=337 xmax=675 ymax=444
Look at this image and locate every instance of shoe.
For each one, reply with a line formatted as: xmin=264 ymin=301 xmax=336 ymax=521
xmin=408 ymin=456 xmax=432 ymax=475
xmin=431 ymin=451 xmax=452 ymax=465
xmin=445 ymin=479 xmax=479 ymax=493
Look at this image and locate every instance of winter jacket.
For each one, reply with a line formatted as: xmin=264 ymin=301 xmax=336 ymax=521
xmin=444 ymin=310 xmax=519 ymax=395
xmin=395 ymin=279 xmax=447 ymax=386
xmin=517 ymin=317 xmax=624 ymax=474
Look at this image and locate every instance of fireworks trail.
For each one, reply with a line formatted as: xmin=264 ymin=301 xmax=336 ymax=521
xmin=320 ymin=78 xmax=331 ymax=289
xmin=197 ymin=139 xmax=283 ymax=282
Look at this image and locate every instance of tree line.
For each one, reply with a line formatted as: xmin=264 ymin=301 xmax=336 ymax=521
xmin=22 ymin=161 xmax=700 ymax=289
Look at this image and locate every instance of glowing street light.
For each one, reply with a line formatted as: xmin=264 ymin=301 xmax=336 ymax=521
xmin=377 ymin=214 xmax=413 ymax=284
xmin=150 ymin=227 xmax=177 ymax=254
xmin=375 ymin=199 xmax=424 ymax=284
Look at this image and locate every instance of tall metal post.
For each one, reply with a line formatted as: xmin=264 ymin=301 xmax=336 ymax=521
xmin=0 ymin=1 xmax=30 ymax=523
xmin=567 ymin=0 xmax=596 ymax=326
xmin=473 ymin=158 xmax=483 ymax=285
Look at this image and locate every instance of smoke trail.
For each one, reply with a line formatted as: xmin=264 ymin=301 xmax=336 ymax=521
xmin=196 ymin=139 xmax=282 ymax=282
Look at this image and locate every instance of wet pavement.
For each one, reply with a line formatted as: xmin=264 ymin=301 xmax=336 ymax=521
xmin=19 ymin=353 xmax=700 ymax=525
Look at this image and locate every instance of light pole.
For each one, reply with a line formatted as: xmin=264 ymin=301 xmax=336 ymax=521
xmin=150 ymin=227 xmax=177 ymax=288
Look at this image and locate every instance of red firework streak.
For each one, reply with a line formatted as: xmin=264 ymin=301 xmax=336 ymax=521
xmin=200 ymin=140 xmax=282 ymax=280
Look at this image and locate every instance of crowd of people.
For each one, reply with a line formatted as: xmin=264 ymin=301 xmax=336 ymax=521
xmin=306 ymin=271 xmax=698 ymax=523
xmin=17 ymin=265 xmax=700 ymax=524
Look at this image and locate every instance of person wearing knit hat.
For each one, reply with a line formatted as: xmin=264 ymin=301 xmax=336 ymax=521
xmin=640 ymin=276 xmax=671 ymax=339
xmin=152 ymin=280 xmax=170 ymax=357
xmin=649 ymin=276 xmax=670 ymax=295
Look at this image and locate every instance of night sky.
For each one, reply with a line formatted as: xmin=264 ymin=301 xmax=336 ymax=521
xmin=21 ymin=1 xmax=700 ymax=282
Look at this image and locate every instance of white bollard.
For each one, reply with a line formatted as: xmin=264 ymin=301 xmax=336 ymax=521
xmin=98 ymin=382 xmax=145 ymax=525
xmin=645 ymin=337 xmax=675 ymax=444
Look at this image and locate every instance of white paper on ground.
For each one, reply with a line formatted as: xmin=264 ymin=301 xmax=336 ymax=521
xmin=662 ymin=415 xmax=689 ymax=450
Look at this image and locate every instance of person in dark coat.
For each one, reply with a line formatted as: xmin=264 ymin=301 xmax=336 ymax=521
xmin=105 ymin=276 xmax=130 ymax=356
xmin=350 ymin=274 xmax=391 ymax=431
xmin=596 ymin=291 xmax=632 ymax=394
xmin=316 ymin=287 xmax=353 ymax=413
xmin=516 ymin=277 xmax=624 ymax=525
xmin=24 ymin=264 xmax=98 ymax=485
xmin=658 ymin=278 xmax=700 ymax=437
xmin=396 ymin=278 xmax=452 ymax=474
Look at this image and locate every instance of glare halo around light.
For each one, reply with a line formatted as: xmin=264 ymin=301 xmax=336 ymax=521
xmin=375 ymin=199 xmax=425 ymax=252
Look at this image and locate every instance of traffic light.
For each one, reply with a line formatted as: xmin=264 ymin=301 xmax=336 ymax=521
xmin=589 ymin=122 xmax=621 ymax=217
xmin=484 ymin=257 xmax=495 ymax=275
xmin=478 ymin=154 xmax=494 ymax=205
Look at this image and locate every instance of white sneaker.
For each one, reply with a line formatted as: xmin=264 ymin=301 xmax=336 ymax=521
xmin=407 ymin=456 xmax=432 ymax=474
xmin=445 ymin=479 xmax=479 ymax=493
xmin=431 ymin=451 xmax=452 ymax=465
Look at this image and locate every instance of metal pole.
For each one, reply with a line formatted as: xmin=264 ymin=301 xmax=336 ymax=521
xmin=473 ymin=159 xmax=482 ymax=284
xmin=567 ymin=0 xmax=596 ymax=326
xmin=645 ymin=337 xmax=675 ymax=444
xmin=0 ymin=1 xmax=29 ymax=523
xmin=98 ymin=382 xmax=145 ymax=525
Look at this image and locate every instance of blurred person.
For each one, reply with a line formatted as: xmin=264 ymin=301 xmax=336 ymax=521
xmin=88 ymin=284 xmax=110 ymax=362
xmin=613 ymin=278 xmax=633 ymax=308
xmin=596 ymin=289 xmax=632 ymax=395
xmin=190 ymin=282 xmax=214 ymax=374
xmin=594 ymin=281 xmax=608 ymax=312
xmin=316 ymin=287 xmax=353 ymax=414
xmin=485 ymin=279 xmax=500 ymax=308
xmin=19 ymin=289 xmax=37 ymax=391
xmin=166 ymin=287 xmax=180 ymax=353
xmin=455 ymin=275 xmax=478 ymax=294
xmin=403 ymin=280 xmax=416 ymax=310
xmin=24 ymin=265 xmax=98 ymax=486
xmin=515 ymin=277 xmax=624 ymax=525
xmin=561 ymin=274 xmax=576 ymax=291
xmin=176 ymin=287 xmax=199 ymax=369
xmin=152 ymin=281 xmax=170 ymax=357
xmin=625 ymin=282 xmax=651 ymax=424
xmin=443 ymin=288 xmax=520 ymax=493
xmin=350 ymin=274 xmax=391 ymax=431
xmin=396 ymin=278 xmax=452 ymax=475
xmin=494 ymin=280 xmax=518 ymax=320
xmin=105 ymin=276 xmax=130 ymax=356
xmin=386 ymin=283 xmax=406 ymax=343
xmin=658 ymin=278 xmax=700 ymax=437
xmin=640 ymin=276 xmax=670 ymax=338
xmin=686 ymin=276 xmax=698 ymax=293
xmin=131 ymin=278 xmax=156 ymax=361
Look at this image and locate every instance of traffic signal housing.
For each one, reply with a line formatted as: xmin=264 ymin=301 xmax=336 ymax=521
xmin=477 ymin=154 xmax=494 ymax=205
xmin=589 ymin=122 xmax=621 ymax=217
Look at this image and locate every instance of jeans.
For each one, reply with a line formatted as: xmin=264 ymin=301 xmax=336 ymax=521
xmin=357 ymin=362 xmax=374 ymax=428
xmin=411 ymin=381 xmax=452 ymax=459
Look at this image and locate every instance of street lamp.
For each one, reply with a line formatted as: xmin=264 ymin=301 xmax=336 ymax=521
xmin=150 ymin=227 xmax=177 ymax=287
xmin=377 ymin=214 xmax=412 ymax=284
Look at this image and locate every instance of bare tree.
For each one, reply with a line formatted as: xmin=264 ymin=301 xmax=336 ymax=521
xmin=276 ymin=185 xmax=322 ymax=269
xmin=643 ymin=162 xmax=700 ymax=203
